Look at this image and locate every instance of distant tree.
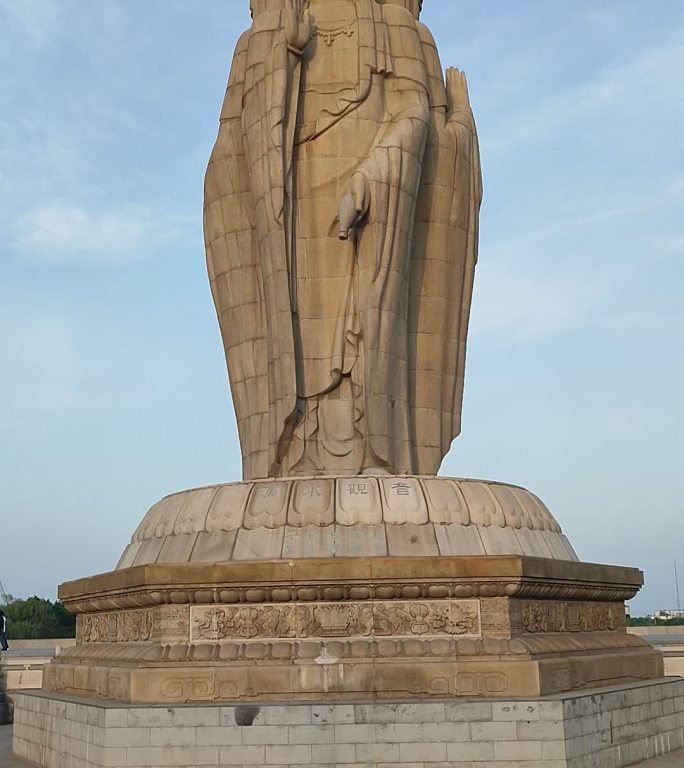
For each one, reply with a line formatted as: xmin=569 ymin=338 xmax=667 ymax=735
xmin=627 ymin=616 xmax=684 ymax=627
xmin=2 ymin=597 xmax=76 ymax=639
xmin=52 ymin=601 xmax=76 ymax=635
xmin=627 ymin=617 xmax=656 ymax=626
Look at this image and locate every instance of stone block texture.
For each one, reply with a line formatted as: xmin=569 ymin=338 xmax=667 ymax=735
xmin=12 ymin=679 xmax=684 ymax=768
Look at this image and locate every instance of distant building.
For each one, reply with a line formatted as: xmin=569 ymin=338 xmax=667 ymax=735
xmin=648 ymin=609 xmax=684 ymax=621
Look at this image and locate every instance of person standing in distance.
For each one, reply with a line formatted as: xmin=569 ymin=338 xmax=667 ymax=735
xmin=0 ymin=610 xmax=9 ymax=652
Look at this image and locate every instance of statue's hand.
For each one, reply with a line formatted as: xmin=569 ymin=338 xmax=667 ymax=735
xmin=446 ymin=67 xmax=473 ymax=117
xmin=351 ymin=172 xmax=370 ymax=219
xmin=338 ymin=173 xmax=370 ymax=241
xmin=285 ymin=0 xmax=312 ymax=53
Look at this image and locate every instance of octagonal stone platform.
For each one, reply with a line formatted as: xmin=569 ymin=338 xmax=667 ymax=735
xmin=42 ymin=477 xmax=660 ymax=706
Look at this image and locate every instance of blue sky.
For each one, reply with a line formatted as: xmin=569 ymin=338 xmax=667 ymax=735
xmin=0 ymin=1 xmax=682 ymax=615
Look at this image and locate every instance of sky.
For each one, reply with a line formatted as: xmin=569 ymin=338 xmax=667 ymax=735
xmin=0 ymin=0 xmax=682 ymax=615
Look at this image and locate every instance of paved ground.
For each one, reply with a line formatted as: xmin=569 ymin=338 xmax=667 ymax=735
xmin=633 ymin=753 xmax=684 ymax=766
xmin=640 ymin=635 xmax=684 ymax=644
xmin=0 ymin=726 xmax=31 ymax=767
xmin=1 ymin=723 xmax=683 ymax=767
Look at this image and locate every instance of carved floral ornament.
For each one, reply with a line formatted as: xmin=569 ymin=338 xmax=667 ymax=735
xmin=312 ymin=20 xmax=356 ymax=46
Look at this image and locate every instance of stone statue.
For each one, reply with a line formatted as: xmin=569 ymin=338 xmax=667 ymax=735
xmin=204 ymin=0 xmax=482 ymax=480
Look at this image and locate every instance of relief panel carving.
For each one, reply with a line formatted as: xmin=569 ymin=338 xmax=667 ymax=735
xmin=190 ymin=599 xmax=480 ymax=642
xmin=79 ymin=609 xmax=154 ymax=643
xmin=192 ymin=605 xmax=296 ymax=641
xmin=520 ymin=601 xmax=624 ymax=633
xmin=78 ymin=605 xmax=190 ymax=644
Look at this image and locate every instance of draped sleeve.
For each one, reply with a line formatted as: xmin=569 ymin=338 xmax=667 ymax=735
xmin=204 ymin=29 xmax=271 ymax=480
xmin=409 ymin=21 xmax=483 ymax=474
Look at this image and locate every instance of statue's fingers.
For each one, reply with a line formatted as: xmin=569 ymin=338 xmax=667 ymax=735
xmin=351 ymin=174 xmax=365 ymax=211
xmin=461 ymin=72 xmax=472 ymax=102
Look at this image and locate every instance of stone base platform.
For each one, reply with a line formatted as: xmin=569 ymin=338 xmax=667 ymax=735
xmin=12 ymin=679 xmax=684 ymax=768
xmin=45 ymin=556 xmax=663 ymax=703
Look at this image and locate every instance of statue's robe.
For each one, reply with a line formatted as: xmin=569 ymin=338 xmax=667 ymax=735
xmin=204 ymin=0 xmax=482 ymax=480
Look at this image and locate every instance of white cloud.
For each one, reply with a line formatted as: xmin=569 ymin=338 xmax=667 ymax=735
xmin=484 ymin=31 xmax=684 ymax=154
xmin=12 ymin=200 xmax=193 ymax=266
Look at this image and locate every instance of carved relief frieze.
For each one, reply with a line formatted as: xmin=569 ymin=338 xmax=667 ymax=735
xmin=520 ymin=601 xmax=624 ymax=633
xmin=190 ymin=599 xmax=480 ymax=642
xmin=78 ymin=605 xmax=190 ymax=644
xmin=79 ymin=608 xmax=153 ymax=643
xmin=75 ymin=598 xmax=626 ymax=645
xmin=371 ymin=601 xmax=480 ymax=638
xmin=192 ymin=604 xmax=296 ymax=641
xmin=305 ymin=604 xmax=373 ymax=637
